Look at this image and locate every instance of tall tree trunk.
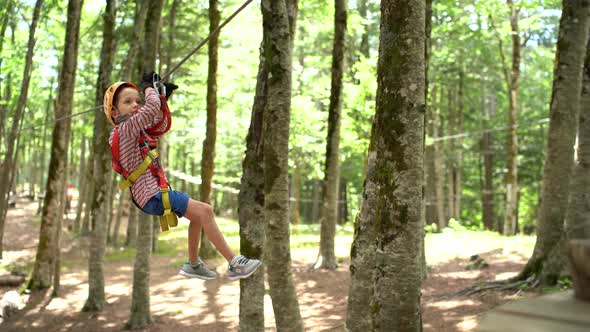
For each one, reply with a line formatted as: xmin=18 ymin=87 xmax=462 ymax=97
xmin=30 ymin=0 xmax=83 ymax=289
xmin=446 ymin=87 xmax=455 ymax=222
xmin=125 ymin=210 xmax=153 ymax=328
xmin=122 ymin=0 xmax=149 ymax=81
xmin=112 ymin=191 xmax=126 ymax=245
xmin=262 ymin=0 xmax=303 ymax=330
xmin=199 ymin=0 xmax=221 ymax=260
xmin=127 ymin=0 xmax=164 ymax=327
xmin=454 ymin=71 xmax=464 ymax=219
xmin=482 ymin=87 xmax=496 ymax=231
xmin=238 ymin=40 xmax=268 ymax=332
xmin=290 ymin=165 xmax=301 ymax=225
xmin=74 ymin=137 xmax=86 ymax=232
xmin=0 ymin=0 xmax=43 ymax=258
xmin=126 ymin=204 xmax=138 ymax=247
xmin=38 ymin=80 xmax=54 ymax=212
xmin=434 ymin=83 xmax=446 ymax=230
xmin=503 ymin=0 xmax=521 ymax=236
xmin=311 ymin=178 xmax=320 ymax=222
xmin=565 ymin=37 xmax=590 ymax=240
xmin=429 ymin=83 xmax=445 ymax=230
xmin=357 ymin=0 xmax=369 ymax=58
xmin=316 ymin=0 xmax=346 ymax=270
xmin=517 ymin=0 xmax=590 ymax=285
xmin=83 ymin=0 xmax=117 ymax=312
xmin=0 ymin=1 xmax=13 ymax=147
xmin=348 ymin=1 xmax=425 ymax=330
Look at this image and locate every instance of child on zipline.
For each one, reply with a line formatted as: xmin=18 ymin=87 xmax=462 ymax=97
xmin=103 ymin=71 xmax=261 ymax=281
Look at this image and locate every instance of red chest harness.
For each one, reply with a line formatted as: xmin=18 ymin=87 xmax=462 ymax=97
xmin=110 ymin=95 xmax=178 ymax=231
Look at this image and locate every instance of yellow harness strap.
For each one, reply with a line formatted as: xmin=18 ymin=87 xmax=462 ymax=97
xmin=118 ymin=149 xmax=158 ymax=190
xmin=117 ymin=149 xmax=178 ymax=232
xmin=159 ymin=188 xmax=178 ymax=231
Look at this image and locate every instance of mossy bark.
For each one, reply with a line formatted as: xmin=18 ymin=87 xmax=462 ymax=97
xmin=30 ymin=0 xmax=82 ymax=289
xmin=317 ymin=0 xmax=346 ymax=270
xmin=520 ymin=0 xmax=590 ymax=284
xmin=83 ymin=0 xmax=117 ymax=312
xmin=347 ymin=1 xmax=425 ymax=330
xmin=262 ymin=0 xmax=303 ymax=331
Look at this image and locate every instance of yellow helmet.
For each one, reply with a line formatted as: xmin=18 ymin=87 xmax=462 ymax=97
xmin=103 ymin=81 xmax=140 ymax=126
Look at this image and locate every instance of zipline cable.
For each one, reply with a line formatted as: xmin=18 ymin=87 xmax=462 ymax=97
xmin=429 ymin=117 xmax=550 ymax=143
xmin=160 ymin=0 xmax=253 ymax=82
xmin=16 ymin=0 xmax=254 ymax=134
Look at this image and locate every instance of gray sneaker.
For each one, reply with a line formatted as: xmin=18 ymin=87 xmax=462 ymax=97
xmin=179 ymin=259 xmax=217 ymax=280
xmin=227 ymin=255 xmax=262 ymax=280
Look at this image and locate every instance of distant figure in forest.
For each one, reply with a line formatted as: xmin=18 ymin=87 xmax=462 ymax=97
xmin=103 ymin=71 xmax=261 ymax=281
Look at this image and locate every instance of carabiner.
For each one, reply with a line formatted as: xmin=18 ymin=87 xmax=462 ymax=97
xmin=152 ymin=72 xmax=166 ymax=96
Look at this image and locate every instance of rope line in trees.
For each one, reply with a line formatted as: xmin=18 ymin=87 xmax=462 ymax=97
xmin=17 ymin=0 xmax=254 ymax=134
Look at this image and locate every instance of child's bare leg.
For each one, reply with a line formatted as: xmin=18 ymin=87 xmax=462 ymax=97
xmin=184 ymin=199 xmax=235 ymax=262
xmin=188 ymin=219 xmax=202 ymax=265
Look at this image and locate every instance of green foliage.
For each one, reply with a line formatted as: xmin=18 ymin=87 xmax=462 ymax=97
xmin=2 ymin=0 xmax=562 ymax=233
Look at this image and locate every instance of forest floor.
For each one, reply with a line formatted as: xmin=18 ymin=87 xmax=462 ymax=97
xmin=0 ymin=197 xmax=547 ymax=331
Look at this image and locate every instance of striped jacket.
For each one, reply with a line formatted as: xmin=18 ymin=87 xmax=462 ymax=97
xmin=109 ymin=88 xmax=168 ymax=208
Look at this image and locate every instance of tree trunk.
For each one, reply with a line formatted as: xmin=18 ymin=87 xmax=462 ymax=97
xmin=262 ymin=0 xmax=303 ymax=330
xmin=127 ymin=0 xmax=164 ymax=329
xmin=565 ymin=36 xmax=590 ymax=240
xmin=122 ymin=0 xmax=149 ymax=81
xmin=290 ymin=165 xmax=301 ymax=226
xmin=83 ymin=0 xmax=117 ymax=312
xmin=348 ymin=1 xmax=425 ymax=330
xmin=316 ymin=0 xmax=346 ymax=270
xmin=126 ymin=204 xmax=138 ymax=247
xmin=0 ymin=0 xmax=43 ymax=258
xmin=112 ymin=191 xmax=126 ymax=245
xmin=425 ymin=83 xmax=437 ymax=227
xmin=357 ymin=0 xmax=369 ymax=58
xmin=311 ymin=178 xmax=320 ymax=222
xmin=446 ymin=87 xmax=456 ymax=222
xmin=126 ymin=211 xmax=153 ymax=328
xmin=30 ymin=0 xmax=82 ymax=290
xmin=127 ymin=0 xmax=164 ymax=326
xmin=454 ymin=71 xmax=464 ymax=219
xmin=199 ymin=0 xmax=221 ymax=260
xmin=434 ymin=84 xmax=446 ymax=231
xmin=74 ymin=137 xmax=87 ymax=232
xmin=518 ymin=0 xmax=590 ymax=285
xmin=238 ymin=38 xmax=268 ymax=332
xmin=0 ymin=0 xmax=14 ymax=147
xmin=482 ymin=87 xmax=496 ymax=231
xmin=503 ymin=0 xmax=521 ymax=236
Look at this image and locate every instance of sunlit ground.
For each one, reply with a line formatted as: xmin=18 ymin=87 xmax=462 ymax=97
xmin=1 ymin=200 xmax=537 ymax=331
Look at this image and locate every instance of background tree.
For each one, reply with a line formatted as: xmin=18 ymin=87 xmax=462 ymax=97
xmin=0 ymin=0 xmax=43 ymax=258
xmin=564 ymin=37 xmax=590 ymax=241
xmin=0 ymin=0 xmax=14 ymax=147
xmin=126 ymin=0 xmax=164 ymax=328
xmin=30 ymin=0 xmax=83 ymax=290
xmin=199 ymin=0 xmax=221 ymax=259
xmin=262 ymin=0 xmax=303 ymax=330
xmin=501 ymin=0 xmax=522 ymax=236
xmin=315 ymin=0 xmax=346 ymax=270
xmin=83 ymin=0 xmax=117 ymax=312
xmin=517 ymin=0 xmax=590 ymax=285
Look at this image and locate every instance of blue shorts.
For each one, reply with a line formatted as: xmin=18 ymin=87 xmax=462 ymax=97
xmin=141 ymin=190 xmax=190 ymax=218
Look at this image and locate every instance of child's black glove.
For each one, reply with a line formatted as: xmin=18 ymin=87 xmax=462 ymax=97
xmin=162 ymin=83 xmax=179 ymax=99
xmin=139 ymin=71 xmax=160 ymax=91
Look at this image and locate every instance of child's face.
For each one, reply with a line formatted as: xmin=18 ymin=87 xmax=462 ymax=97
xmin=115 ymin=87 xmax=142 ymax=117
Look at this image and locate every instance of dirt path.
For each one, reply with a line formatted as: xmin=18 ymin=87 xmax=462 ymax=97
xmin=1 ymin=199 xmax=533 ymax=331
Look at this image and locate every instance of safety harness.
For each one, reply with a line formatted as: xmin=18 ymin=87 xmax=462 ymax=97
xmin=110 ymin=93 xmax=178 ymax=232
